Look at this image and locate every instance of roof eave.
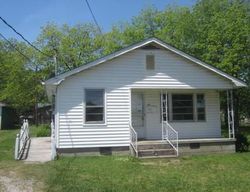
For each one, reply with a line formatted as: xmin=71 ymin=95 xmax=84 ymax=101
xmin=153 ymin=39 xmax=248 ymax=89
xmin=232 ymin=80 xmax=248 ymax=88
xmin=44 ymin=37 xmax=248 ymax=88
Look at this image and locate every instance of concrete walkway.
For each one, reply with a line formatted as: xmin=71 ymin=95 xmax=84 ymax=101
xmin=24 ymin=137 xmax=51 ymax=163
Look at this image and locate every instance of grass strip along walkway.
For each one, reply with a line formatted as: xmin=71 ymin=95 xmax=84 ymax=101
xmin=0 ymin=128 xmax=250 ymax=192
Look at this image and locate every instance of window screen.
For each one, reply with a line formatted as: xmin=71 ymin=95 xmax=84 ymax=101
xmin=146 ymin=55 xmax=155 ymax=70
xmin=172 ymin=94 xmax=194 ymax=121
xmin=85 ymin=89 xmax=104 ymax=123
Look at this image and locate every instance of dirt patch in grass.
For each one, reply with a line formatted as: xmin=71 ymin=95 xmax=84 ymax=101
xmin=140 ymin=158 xmax=181 ymax=166
xmin=0 ymin=171 xmax=34 ymax=192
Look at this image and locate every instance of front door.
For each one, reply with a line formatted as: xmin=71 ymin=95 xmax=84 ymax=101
xmin=131 ymin=93 xmax=145 ymax=139
xmin=144 ymin=90 xmax=162 ymax=139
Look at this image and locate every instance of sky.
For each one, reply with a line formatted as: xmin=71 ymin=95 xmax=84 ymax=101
xmin=0 ymin=0 xmax=196 ymax=42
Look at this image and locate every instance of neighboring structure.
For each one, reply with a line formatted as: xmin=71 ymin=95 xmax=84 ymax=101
xmin=45 ymin=38 xmax=247 ymax=158
xmin=241 ymin=117 xmax=250 ymax=125
xmin=0 ymin=102 xmax=18 ymax=129
xmin=37 ymin=103 xmax=52 ymax=124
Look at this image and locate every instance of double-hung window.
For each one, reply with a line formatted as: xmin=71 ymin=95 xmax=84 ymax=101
xmin=85 ymin=89 xmax=105 ymax=123
xmin=167 ymin=93 xmax=205 ymax=122
xmin=172 ymin=94 xmax=194 ymax=121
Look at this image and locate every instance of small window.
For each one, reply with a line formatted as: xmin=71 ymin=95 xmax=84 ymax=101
xmin=172 ymin=94 xmax=194 ymax=121
xmin=85 ymin=89 xmax=104 ymax=123
xmin=196 ymin=94 xmax=205 ymax=121
xmin=146 ymin=55 xmax=155 ymax=70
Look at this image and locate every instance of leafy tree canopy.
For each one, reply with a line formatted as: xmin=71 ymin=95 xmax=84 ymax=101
xmin=0 ymin=0 xmax=249 ymax=121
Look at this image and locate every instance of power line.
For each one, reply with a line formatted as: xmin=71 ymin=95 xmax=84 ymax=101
xmin=0 ymin=32 xmax=33 ymax=62
xmin=0 ymin=32 xmax=72 ymax=76
xmin=85 ymin=0 xmax=103 ymax=35
xmin=0 ymin=16 xmax=51 ymax=57
xmin=0 ymin=16 xmax=71 ymax=71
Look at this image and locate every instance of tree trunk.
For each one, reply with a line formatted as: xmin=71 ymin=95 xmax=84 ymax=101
xmin=34 ymin=99 xmax=38 ymax=126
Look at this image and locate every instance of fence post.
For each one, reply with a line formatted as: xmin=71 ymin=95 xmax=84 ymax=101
xmin=14 ymin=119 xmax=29 ymax=160
xmin=15 ymin=134 xmax=20 ymax=160
xmin=26 ymin=119 xmax=29 ymax=138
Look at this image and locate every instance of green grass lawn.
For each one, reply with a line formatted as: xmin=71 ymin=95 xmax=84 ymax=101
xmin=0 ymin=128 xmax=250 ymax=192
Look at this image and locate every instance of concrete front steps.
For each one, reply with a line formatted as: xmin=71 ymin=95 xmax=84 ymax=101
xmin=137 ymin=141 xmax=177 ymax=158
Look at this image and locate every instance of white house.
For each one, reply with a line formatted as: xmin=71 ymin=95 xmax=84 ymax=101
xmin=45 ymin=38 xmax=246 ymax=158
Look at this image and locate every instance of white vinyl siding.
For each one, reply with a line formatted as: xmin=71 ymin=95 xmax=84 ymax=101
xmin=56 ymin=49 xmax=231 ymax=148
xmin=169 ymin=91 xmax=221 ymax=139
xmin=57 ymin=86 xmax=130 ymax=148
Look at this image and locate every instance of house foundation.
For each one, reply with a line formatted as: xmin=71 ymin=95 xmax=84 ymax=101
xmin=57 ymin=146 xmax=130 ymax=156
xmin=178 ymin=138 xmax=236 ymax=156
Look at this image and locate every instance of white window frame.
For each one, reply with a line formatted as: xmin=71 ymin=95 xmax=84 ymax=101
xmin=168 ymin=93 xmax=206 ymax=122
xmin=196 ymin=93 xmax=206 ymax=122
xmin=83 ymin=88 xmax=106 ymax=125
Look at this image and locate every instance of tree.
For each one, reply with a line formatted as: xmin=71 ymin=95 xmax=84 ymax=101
xmin=0 ymin=39 xmax=46 ymax=119
xmin=35 ymin=23 xmax=102 ymax=74
xmin=0 ymin=0 xmax=249 ymax=128
xmin=191 ymin=0 xmax=250 ymax=130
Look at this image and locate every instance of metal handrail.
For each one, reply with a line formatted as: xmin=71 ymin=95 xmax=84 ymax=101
xmin=129 ymin=121 xmax=138 ymax=157
xmin=163 ymin=121 xmax=179 ymax=156
xmin=14 ymin=119 xmax=30 ymax=160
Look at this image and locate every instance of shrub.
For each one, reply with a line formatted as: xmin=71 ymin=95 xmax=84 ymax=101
xmin=236 ymin=133 xmax=249 ymax=152
xmin=36 ymin=124 xmax=51 ymax=137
